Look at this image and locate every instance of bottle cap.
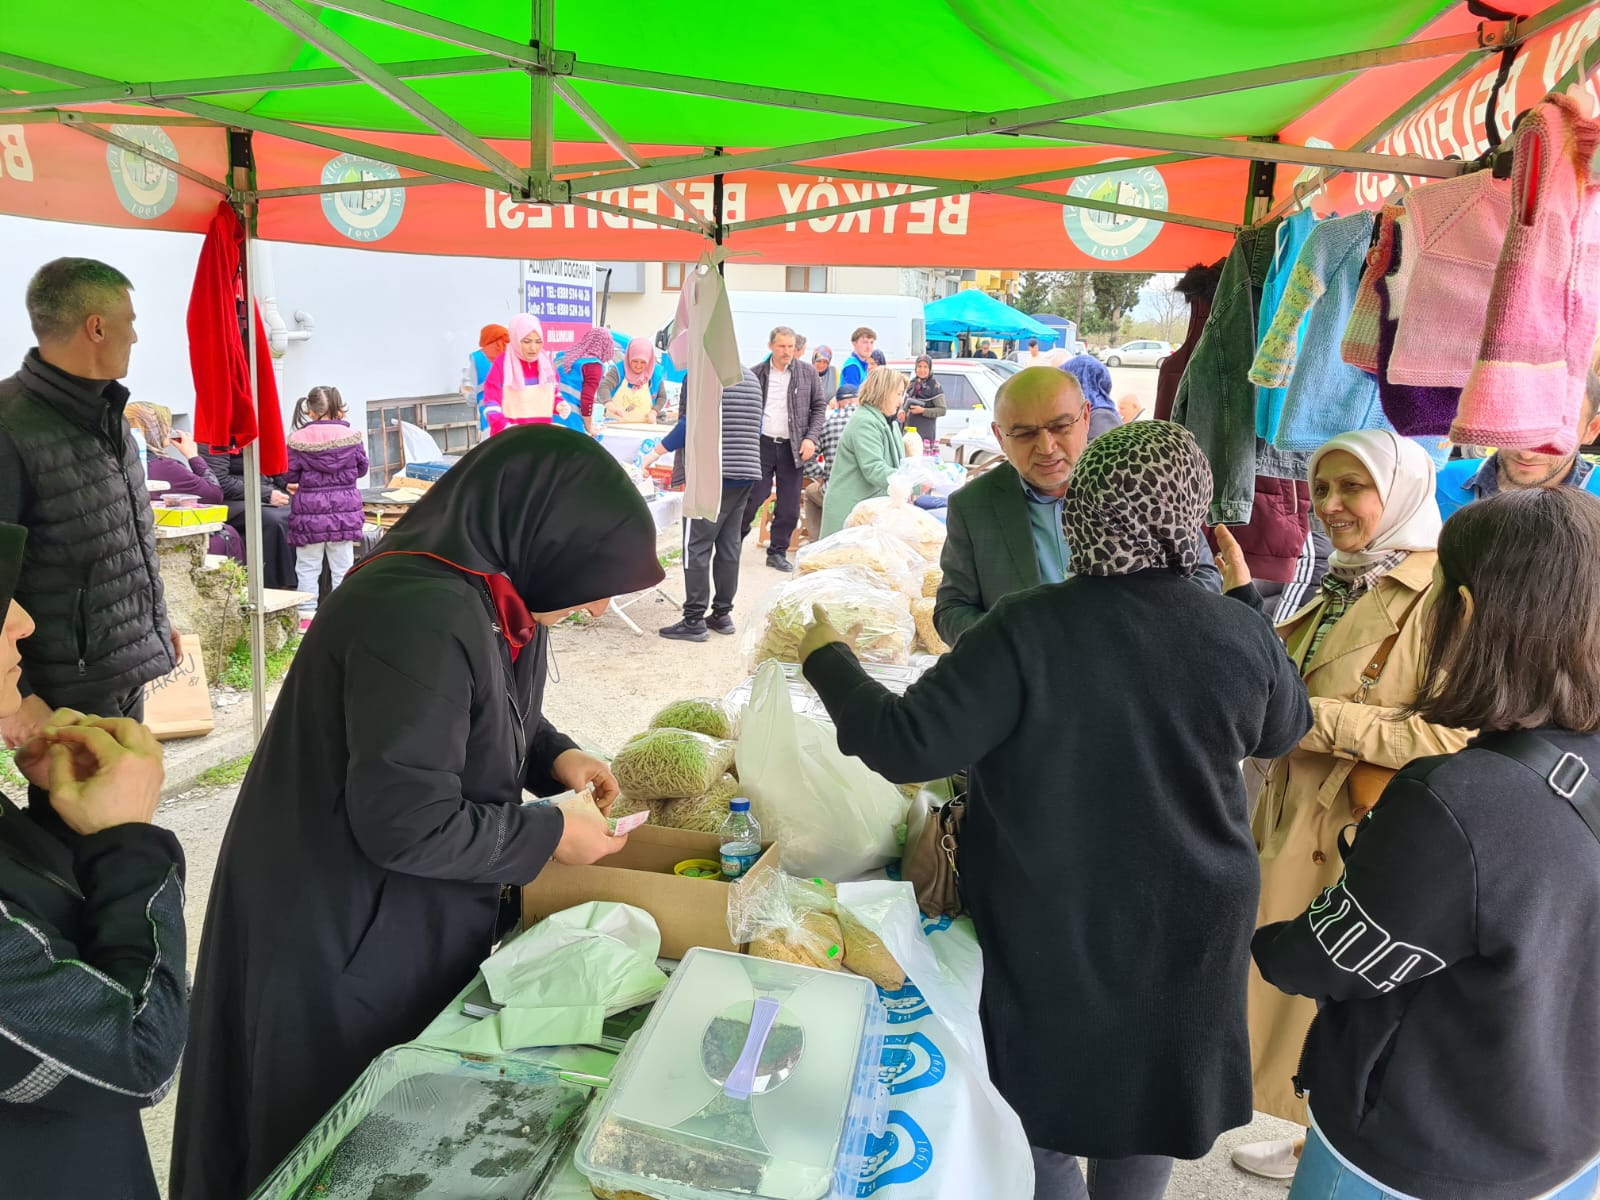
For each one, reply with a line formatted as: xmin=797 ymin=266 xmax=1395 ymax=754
xmin=729 ymin=797 xmax=750 ymax=811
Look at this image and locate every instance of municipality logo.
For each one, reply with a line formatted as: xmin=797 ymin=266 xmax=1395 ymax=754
xmin=1062 ymin=163 xmax=1168 ymax=262
xmin=880 ymin=1032 xmax=947 ymax=1096
xmin=106 ymin=125 xmax=179 ymax=220
xmin=878 ymin=981 xmax=932 ymax=1025
xmin=857 ymin=1112 xmax=935 ymax=1195
xmin=320 ymin=154 xmax=405 ymax=242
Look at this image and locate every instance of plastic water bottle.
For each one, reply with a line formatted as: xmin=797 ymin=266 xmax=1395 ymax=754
xmin=718 ymin=798 xmax=762 ymax=882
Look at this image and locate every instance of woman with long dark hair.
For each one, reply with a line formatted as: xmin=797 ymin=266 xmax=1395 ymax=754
xmin=1256 ymin=486 xmax=1600 ymax=1200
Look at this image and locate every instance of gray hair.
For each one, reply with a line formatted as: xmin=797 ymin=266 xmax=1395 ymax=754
xmin=768 ymin=325 xmax=797 ymax=345
xmin=26 ymin=258 xmax=133 ymax=343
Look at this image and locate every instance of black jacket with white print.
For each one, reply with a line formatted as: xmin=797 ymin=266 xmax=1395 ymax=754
xmin=0 ymin=789 xmax=186 ymax=1200
xmin=1253 ymin=730 xmax=1600 ymax=1200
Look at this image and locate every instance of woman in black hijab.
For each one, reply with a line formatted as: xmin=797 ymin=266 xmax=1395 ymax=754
xmin=902 ymin=354 xmax=948 ymax=451
xmin=798 ymin=422 xmax=1311 ymax=1200
xmin=170 ymin=427 xmax=666 ymax=1200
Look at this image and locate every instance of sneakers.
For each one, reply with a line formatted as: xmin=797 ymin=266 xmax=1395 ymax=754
xmin=1231 ymin=1137 xmax=1303 ymax=1181
xmin=658 ymin=618 xmax=709 ymax=643
xmin=298 ymin=615 xmax=314 ymax=634
xmin=706 ymin=613 xmax=736 ymax=636
xmin=767 ymin=552 xmax=795 ymax=573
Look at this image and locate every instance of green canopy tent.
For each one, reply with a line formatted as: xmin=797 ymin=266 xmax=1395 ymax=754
xmin=1 ymin=0 xmax=1596 ymax=733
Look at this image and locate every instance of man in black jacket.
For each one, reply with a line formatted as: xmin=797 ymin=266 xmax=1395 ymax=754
xmin=0 ymin=258 xmax=176 ymax=752
xmin=742 ymin=326 xmax=827 ymax=571
xmin=0 ymin=521 xmax=187 ymax=1200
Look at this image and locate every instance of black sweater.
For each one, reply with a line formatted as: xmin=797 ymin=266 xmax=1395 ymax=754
xmin=805 ymin=570 xmax=1310 ymax=1158
xmin=0 ymin=791 xmax=187 ymax=1199
xmin=1254 ymin=730 xmax=1600 ymax=1200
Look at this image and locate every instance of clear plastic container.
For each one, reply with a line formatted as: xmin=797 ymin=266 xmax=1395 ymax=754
xmin=249 ymin=1044 xmax=593 ymax=1199
xmin=576 ymin=947 xmax=886 ymax=1200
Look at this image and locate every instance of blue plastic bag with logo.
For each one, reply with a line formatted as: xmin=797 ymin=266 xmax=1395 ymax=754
xmin=838 ymin=881 xmax=1034 ymax=1199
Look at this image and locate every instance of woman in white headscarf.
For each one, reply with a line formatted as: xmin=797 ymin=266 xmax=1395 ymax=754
xmin=1218 ymin=429 xmax=1474 ymax=1181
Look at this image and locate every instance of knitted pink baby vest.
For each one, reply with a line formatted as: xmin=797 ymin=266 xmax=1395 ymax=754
xmin=1388 ymin=171 xmax=1510 ymax=387
xmin=1453 ymin=95 xmax=1600 ymax=455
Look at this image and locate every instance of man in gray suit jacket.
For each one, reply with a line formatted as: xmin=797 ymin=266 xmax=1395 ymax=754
xmin=935 ymin=368 xmax=1221 ymax=646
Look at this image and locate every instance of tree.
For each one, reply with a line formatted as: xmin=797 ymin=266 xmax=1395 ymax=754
xmin=1014 ymin=271 xmax=1055 ymax=315
xmin=1050 ymin=271 xmax=1093 ymax=326
xmin=1090 ymin=271 xmax=1153 ymax=325
xmin=1145 ymin=283 xmax=1189 ymax=343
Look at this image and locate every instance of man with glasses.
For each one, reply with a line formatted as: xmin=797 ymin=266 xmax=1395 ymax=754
xmin=934 ymin=368 xmax=1221 ymax=646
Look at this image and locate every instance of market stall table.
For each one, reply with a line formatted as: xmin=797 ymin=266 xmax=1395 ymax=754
xmin=596 ymin=422 xmax=671 ymax=467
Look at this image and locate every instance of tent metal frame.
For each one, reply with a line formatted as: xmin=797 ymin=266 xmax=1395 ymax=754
xmin=1 ymin=0 xmax=1593 ymax=238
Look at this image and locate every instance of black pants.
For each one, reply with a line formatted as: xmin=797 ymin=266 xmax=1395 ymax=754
xmin=26 ymin=683 xmax=145 ymax=813
xmin=227 ymin=502 xmax=297 ymax=590
xmin=1031 ymin=1146 xmax=1174 ymax=1200
xmin=684 ymin=482 xmax=754 ymax=621
xmin=741 ymin=436 xmax=803 ymax=556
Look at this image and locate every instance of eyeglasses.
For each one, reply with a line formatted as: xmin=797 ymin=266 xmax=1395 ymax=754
xmin=1000 ymin=411 xmax=1085 ymax=444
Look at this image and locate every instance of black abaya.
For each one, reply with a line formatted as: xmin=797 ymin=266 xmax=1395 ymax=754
xmin=170 ymin=428 xmax=664 ymax=1199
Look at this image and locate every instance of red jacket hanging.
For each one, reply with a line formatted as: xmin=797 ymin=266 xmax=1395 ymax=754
xmin=187 ymin=201 xmax=287 ymax=475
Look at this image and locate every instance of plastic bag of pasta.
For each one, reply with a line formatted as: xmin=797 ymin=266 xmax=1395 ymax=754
xmin=794 ymin=526 xmax=926 ymax=595
xmin=727 ymin=870 xmax=844 ymax=971
xmin=611 ymin=729 xmax=736 ymax=803
xmin=646 ymin=698 xmax=738 ymax=741
xmin=845 ymin=495 xmax=948 ymax=563
xmin=742 ymin=566 xmax=915 ymax=671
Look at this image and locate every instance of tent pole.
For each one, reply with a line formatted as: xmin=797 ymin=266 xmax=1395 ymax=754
xmin=231 ymin=130 xmax=268 ymax=744
xmin=529 ymin=0 xmax=554 ymax=193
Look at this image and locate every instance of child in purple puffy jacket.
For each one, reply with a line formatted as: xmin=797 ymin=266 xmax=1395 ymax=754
xmin=285 ymin=385 xmax=369 ymax=628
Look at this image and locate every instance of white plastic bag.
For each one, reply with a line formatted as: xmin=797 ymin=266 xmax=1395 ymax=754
xmin=795 ymin=526 xmax=927 ymax=594
xmin=736 ymin=660 xmax=910 ymax=880
xmin=838 ymin=881 xmax=1034 ymax=1200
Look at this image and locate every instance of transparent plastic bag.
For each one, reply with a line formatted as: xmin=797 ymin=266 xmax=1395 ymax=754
xmin=612 ymin=728 xmax=737 ymax=802
xmin=794 ymin=526 xmax=927 ymax=593
xmin=741 ymin=566 xmax=915 ymax=671
xmin=911 ymin=597 xmax=951 ymax=655
xmin=728 ymin=869 xmax=844 ymax=971
xmin=845 ymin=495 xmax=948 ymax=563
xmin=655 ymin=774 xmax=741 ymax=833
xmin=889 ymin=457 xmax=968 ymax=502
xmin=646 ymin=697 xmax=739 ymax=741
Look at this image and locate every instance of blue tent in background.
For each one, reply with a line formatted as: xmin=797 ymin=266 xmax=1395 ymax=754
xmin=925 ymin=291 xmax=1060 ymax=344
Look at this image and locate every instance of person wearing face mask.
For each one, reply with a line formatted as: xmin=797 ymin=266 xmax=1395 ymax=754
xmin=1435 ymin=344 xmax=1600 ymax=517
xmin=169 ymin=427 xmax=665 ymax=1200
xmin=0 ymin=522 xmax=185 ymax=1200
xmin=481 ymin=313 xmax=557 ymax=435
xmin=1215 ymin=429 xmax=1472 ymax=1184
xmin=933 ymin=368 xmax=1221 ymax=648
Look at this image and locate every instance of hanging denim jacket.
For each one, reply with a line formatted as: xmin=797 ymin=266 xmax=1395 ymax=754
xmin=1173 ymin=219 xmax=1280 ymax=525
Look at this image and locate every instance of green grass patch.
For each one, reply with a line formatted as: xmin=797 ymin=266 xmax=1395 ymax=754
xmin=196 ymin=752 xmax=253 ymax=789
xmin=218 ymin=635 xmax=301 ymax=692
xmin=658 ymin=547 xmax=682 ymax=569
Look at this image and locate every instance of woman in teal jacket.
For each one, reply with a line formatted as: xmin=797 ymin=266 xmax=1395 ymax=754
xmin=821 ymin=366 xmax=907 ymax=537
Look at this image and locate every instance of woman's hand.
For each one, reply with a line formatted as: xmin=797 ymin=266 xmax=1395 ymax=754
xmin=551 ymin=748 xmax=620 ymax=812
xmin=552 ymin=789 xmax=627 ymax=865
xmin=1214 ymin=525 xmax=1253 ymax=594
xmin=910 ymin=404 xmax=925 ymax=415
xmin=797 ymin=603 xmax=848 ymax=663
xmin=171 ymin=430 xmax=199 ymax=459
xmin=44 ymin=718 xmax=165 ymax=835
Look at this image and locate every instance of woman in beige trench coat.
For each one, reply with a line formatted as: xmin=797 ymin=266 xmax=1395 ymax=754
xmin=1220 ymin=430 xmax=1471 ymax=1181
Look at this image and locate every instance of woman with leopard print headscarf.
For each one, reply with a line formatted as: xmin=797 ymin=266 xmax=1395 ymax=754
xmin=797 ymin=419 xmax=1312 ymax=1200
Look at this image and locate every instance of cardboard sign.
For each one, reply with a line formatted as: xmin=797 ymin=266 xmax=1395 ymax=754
xmin=141 ymin=632 xmax=215 ymax=741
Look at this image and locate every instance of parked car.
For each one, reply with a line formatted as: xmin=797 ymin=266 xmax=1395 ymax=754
xmin=1096 ymin=339 xmax=1173 ymax=368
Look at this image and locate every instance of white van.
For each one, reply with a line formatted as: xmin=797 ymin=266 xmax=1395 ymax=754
xmin=655 ymin=291 xmax=926 ymax=368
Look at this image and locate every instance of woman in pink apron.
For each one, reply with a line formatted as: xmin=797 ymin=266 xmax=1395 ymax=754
xmin=481 ymin=313 xmax=556 ymax=435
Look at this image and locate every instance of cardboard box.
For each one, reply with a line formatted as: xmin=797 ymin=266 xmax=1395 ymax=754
xmin=152 ymin=504 xmax=228 ymax=528
xmin=522 ymin=824 xmax=778 ymax=960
